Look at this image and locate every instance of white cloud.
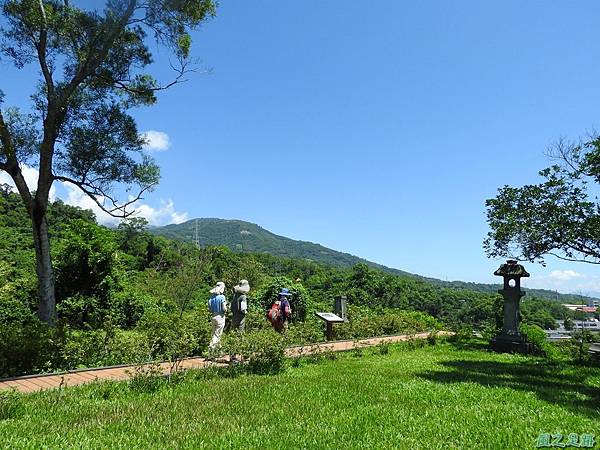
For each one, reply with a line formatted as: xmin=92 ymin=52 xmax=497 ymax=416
xmin=0 ymin=165 xmax=57 ymax=201
xmin=548 ymin=270 xmax=585 ymax=282
xmin=1 ymin=164 xmax=187 ymax=227
xmin=131 ymin=199 xmax=189 ymax=226
xmin=141 ymin=130 xmax=171 ymax=151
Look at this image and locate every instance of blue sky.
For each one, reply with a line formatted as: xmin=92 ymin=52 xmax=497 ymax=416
xmin=3 ymin=1 xmax=600 ymax=293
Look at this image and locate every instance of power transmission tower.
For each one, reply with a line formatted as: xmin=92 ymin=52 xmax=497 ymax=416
xmin=193 ymin=219 xmax=200 ymax=249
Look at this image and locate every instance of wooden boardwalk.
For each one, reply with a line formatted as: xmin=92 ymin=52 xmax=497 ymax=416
xmin=0 ymin=331 xmax=442 ymax=393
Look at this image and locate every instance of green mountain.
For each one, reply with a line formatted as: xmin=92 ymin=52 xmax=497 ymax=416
xmin=151 ymin=218 xmax=411 ymax=275
xmin=150 ymin=218 xmax=598 ymax=304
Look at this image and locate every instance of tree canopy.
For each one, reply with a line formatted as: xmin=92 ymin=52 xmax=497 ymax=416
xmin=485 ymin=137 xmax=600 ymax=266
xmin=0 ymin=0 xmax=216 ymax=323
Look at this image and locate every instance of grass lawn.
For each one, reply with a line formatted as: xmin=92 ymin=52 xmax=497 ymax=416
xmin=1 ymin=341 xmax=599 ymax=449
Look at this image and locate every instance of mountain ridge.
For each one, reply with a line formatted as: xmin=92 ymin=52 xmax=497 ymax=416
xmin=150 ymin=218 xmax=599 ymax=304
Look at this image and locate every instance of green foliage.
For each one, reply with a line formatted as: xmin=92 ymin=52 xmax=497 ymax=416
xmin=0 ymin=389 xmax=21 ymax=421
xmin=254 ymin=276 xmax=311 ymax=321
xmin=485 ymin=136 xmax=600 ymax=264
xmin=559 ymin=330 xmax=595 ymax=365
xmin=137 ymin=309 xmax=210 ymax=361
xmin=53 ymin=220 xmax=122 ymax=328
xmin=564 ymin=316 xmax=574 ymax=331
xmin=0 ymin=318 xmax=65 ymax=377
xmin=284 ymin=318 xmax=324 ymax=345
xmin=0 ymin=187 xmax=594 ymax=377
xmin=127 ymin=363 xmax=165 ymax=394
xmin=222 ymin=329 xmax=286 ymax=375
xmin=376 ymin=341 xmax=390 ymax=355
xmin=520 ymin=323 xmax=554 ymax=357
xmin=333 ymin=306 xmax=442 ymax=341
xmin=521 ymin=297 xmax=571 ymax=330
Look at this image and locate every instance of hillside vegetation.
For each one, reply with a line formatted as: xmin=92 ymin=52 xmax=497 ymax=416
xmin=0 ymin=188 xmax=576 ymax=377
xmin=152 ymin=218 xmax=597 ymax=304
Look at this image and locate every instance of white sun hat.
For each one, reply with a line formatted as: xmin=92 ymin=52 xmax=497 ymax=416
xmin=210 ymin=281 xmax=226 ymax=295
xmin=234 ymin=279 xmax=250 ymax=294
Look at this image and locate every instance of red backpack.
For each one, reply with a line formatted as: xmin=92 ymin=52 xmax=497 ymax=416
xmin=267 ymin=302 xmax=281 ymax=324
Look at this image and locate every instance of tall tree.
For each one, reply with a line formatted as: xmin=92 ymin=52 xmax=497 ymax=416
xmin=485 ymin=136 xmax=600 ymax=266
xmin=0 ymin=0 xmax=216 ymax=324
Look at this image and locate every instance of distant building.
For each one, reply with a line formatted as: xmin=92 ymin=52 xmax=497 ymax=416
xmin=562 ymin=304 xmax=598 ymax=313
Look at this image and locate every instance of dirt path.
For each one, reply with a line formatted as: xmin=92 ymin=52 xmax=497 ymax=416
xmin=0 ymin=331 xmax=446 ymax=393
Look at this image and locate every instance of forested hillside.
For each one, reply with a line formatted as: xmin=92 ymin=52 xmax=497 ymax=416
xmin=151 ymin=218 xmax=413 ymax=275
xmin=152 ymin=218 xmax=597 ymax=304
xmin=0 ymin=187 xmax=575 ymax=377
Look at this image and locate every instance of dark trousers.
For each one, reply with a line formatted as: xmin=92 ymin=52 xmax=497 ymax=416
xmin=232 ymin=311 xmax=246 ymax=333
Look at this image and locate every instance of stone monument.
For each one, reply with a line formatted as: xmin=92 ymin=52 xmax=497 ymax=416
xmin=491 ymin=259 xmax=534 ymax=354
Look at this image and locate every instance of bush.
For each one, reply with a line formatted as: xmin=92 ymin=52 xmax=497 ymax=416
xmin=333 ymin=307 xmax=442 ymax=340
xmin=137 ymin=309 xmax=205 ymax=362
xmin=110 ymin=288 xmax=156 ymax=328
xmin=0 ymin=319 xmax=65 ymax=377
xmin=127 ymin=362 xmax=165 ymax=394
xmin=427 ymin=330 xmax=438 ymax=346
xmin=254 ymin=276 xmax=312 ymax=321
xmin=0 ymin=390 xmax=21 ymax=420
xmin=222 ymin=329 xmax=286 ymax=375
xmin=376 ymin=341 xmax=390 ymax=355
xmin=285 ymin=319 xmax=324 ymax=345
xmin=554 ymin=330 xmax=594 ymax=365
xmin=520 ymin=323 xmax=558 ymax=359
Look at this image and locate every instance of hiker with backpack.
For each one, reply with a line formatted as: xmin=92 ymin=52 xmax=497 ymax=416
xmin=231 ymin=279 xmax=250 ymax=333
xmin=208 ymin=281 xmax=227 ymax=351
xmin=267 ymin=288 xmax=292 ymax=332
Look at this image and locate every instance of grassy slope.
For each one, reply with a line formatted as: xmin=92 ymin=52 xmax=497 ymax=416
xmin=1 ymin=343 xmax=599 ymax=449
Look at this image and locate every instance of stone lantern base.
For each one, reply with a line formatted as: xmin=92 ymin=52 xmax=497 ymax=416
xmin=490 ymin=334 xmax=535 ymax=354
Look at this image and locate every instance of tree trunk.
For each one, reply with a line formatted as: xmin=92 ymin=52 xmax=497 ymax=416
xmin=32 ymin=205 xmax=56 ymax=325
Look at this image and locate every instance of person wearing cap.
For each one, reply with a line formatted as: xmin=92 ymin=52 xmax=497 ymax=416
xmin=208 ymin=281 xmax=227 ymax=351
xmin=277 ymin=288 xmax=293 ymax=332
xmin=231 ymin=279 xmax=250 ymax=334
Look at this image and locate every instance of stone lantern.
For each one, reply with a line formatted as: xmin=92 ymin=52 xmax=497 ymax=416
xmin=491 ymin=259 xmax=534 ymax=353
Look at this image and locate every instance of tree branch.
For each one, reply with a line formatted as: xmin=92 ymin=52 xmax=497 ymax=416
xmin=0 ymin=110 xmax=15 ymax=162
xmin=97 ymin=57 xmax=200 ymax=97
xmin=60 ymin=0 xmax=137 ymax=104
xmin=54 ymin=174 xmax=157 ymax=218
xmin=36 ymin=0 xmax=55 ymax=98
xmin=547 ymin=251 xmax=600 ymax=265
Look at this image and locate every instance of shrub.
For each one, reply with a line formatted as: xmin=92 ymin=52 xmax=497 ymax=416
xmin=0 ymin=319 xmax=65 ymax=377
xmin=222 ymin=329 xmax=286 ymax=375
xmin=137 ymin=309 xmax=203 ymax=362
xmin=127 ymin=362 xmax=165 ymax=394
xmin=427 ymin=331 xmax=438 ymax=346
xmin=254 ymin=276 xmax=312 ymax=321
xmin=110 ymin=288 xmax=156 ymax=328
xmin=351 ymin=340 xmax=364 ymax=358
xmin=376 ymin=341 xmax=390 ymax=355
xmin=0 ymin=390 xmax=22 ymax=420
xmin=285 ymin=319 xmax=324 ymax=345
xmin=520 ymin=323 xmax=558 ymax=359
xmin=554 ymin=330 xmax=594 ymax=365
xmin=333 ymin=308 xmax=442 ymax=340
